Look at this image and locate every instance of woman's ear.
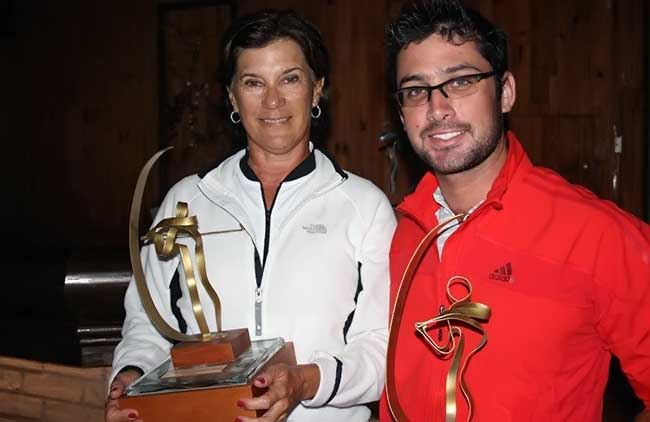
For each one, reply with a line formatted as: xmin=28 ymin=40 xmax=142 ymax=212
xmin=227 ymin=88 xmax=239 ymax=112
xmin=312 ymin=78 xmax=325 ymax=106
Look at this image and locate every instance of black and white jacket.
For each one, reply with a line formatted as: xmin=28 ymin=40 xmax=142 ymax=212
xmin=111 ymin=147 xmax=396 ymax=421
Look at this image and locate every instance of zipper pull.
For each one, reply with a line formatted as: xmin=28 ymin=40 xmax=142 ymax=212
xmin=255 ymin=287 xmax=263 ymax=336
xmin=255 ymin=287 xmax=263 ymax=303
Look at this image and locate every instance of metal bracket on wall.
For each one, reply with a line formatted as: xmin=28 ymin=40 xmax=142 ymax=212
xmin=612 ymin=125 xmax=623 ymax=196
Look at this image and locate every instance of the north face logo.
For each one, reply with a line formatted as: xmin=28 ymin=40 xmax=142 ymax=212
xmin=489 ymin=262 xmax=513 ymax=282
xmin=302 ymin=224 xmax=327 ymax=234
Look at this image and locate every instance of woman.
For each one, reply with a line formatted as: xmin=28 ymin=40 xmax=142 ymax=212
xmin=106 ymin=9 xmax=395 ymax=422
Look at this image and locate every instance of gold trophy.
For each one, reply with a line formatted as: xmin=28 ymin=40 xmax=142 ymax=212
xmin=118 ymin=148 xmax=295 ymax=421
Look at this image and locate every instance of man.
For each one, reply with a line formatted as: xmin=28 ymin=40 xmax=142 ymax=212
xmin=380 ymin=0 xmax=650 ymax=421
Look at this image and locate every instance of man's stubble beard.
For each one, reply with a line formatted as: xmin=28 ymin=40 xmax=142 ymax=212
xmin=414 ymin=100 xmax=504 ymax=175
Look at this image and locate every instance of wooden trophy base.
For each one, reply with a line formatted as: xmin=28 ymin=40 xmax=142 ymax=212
xmin=171 ymin=328 xmax=251 ymax=367
xmin=118 ymin=342 xmax=296 ymax=422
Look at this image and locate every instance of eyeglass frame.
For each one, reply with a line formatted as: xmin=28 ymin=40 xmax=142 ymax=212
xmin=395 ymin=70 xmax=499 ymax=107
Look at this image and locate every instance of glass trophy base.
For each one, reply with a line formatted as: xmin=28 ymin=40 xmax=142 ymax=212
xmin=118 ymin=338 xmax=295 ymax=422
xmin=126 ymin=337 xmax=285 ymax=397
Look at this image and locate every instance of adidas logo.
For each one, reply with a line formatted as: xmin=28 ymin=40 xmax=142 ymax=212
xmin=489 ymin=262 xmax=513 ymax=282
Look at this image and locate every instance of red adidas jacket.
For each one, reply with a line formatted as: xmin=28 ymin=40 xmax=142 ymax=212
xmin=380 ymin=132 xmax=650 ymax=421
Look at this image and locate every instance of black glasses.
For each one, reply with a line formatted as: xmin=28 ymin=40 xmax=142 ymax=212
xmin=395 ymin=71 xmax=498 ymax=107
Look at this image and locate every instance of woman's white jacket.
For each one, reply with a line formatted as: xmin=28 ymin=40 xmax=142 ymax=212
xmin=111 ymin=148 xmax=396 ymax=421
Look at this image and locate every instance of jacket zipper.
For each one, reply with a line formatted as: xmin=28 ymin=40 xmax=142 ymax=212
xmin=198 ymin=150 xmax=347 ymax=337
xmin=253 ymin=172 xmax=346 ymax=337
xmin=255 ymin=286 xmax=263 ymax=335
xmin=254 ymin=188 xmax=279 ymax=337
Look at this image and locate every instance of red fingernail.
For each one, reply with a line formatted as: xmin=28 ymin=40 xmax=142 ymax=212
xmin=128 ymin=413 xmax=137 ymax=420
xmin=256 ymin=376 xmax=266 ymax=384
xmin=235 ymin=418 xmax=243 ymax=422
xmin=236 ymin=400 xmax=245 ymax=408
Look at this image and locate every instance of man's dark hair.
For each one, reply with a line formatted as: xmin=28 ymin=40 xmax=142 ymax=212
xmin=221 ymin=9 xmax=330 ymax=144
xmin=386 ymin=0 xmax=508 ymax=93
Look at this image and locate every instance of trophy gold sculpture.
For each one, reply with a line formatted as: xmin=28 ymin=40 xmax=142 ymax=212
xmin=385 ymin=215 xmax=491 ymax=422
xmin=117 ymin=148 xmax=295 ymax=421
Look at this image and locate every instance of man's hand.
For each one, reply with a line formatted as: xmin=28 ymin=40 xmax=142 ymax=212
xmin=105 ymin=369 xmax=143 ymax=422
xmin=236 ymin=363 xmax=320 ymax=422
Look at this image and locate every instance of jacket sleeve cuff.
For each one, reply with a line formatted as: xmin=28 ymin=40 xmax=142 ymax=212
xmin=109 ymin=360 xmax=150 ymax=387
xmin=119 ymin=365 xmax=144 ymax=377
xmin=301 ymin=353 xmax=342 ymax=408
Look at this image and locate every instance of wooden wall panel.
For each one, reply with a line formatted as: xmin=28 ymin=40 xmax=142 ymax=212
xmin=614 ymin=1 xmax=647 ymax=217
xmin=158 ymin=4 xmax=234 ymax=193
xmin=466 ymin=0 xmax=646 ymax=218
xmin=6 ymin=1 xmax=159 ymax=248
xmin=1 ymin=22 xmax=18 ymax=238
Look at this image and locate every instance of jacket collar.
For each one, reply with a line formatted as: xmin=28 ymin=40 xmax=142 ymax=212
xmin=197 ymin=145 xmax=347 ymax=208
xmin=397 ymin=131 xmax=532 ymax=229
xmin=239 ymin=150 xmax=316 ymax=182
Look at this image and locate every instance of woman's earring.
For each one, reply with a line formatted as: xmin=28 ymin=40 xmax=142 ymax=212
xmin=311 ymin=105 xmax=322 ymax=119
xmin=230 ymin=111 xmax=241 ymax=124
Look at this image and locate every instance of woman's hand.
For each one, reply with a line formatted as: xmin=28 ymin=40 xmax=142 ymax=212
xmin=105 ymin=369 xmax=143 ymax=422
xmin=236 ymin=363 xmax=320 ymax=422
